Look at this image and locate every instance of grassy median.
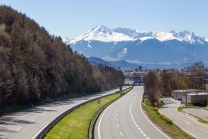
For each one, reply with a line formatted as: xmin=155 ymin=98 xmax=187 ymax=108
xmin=44 ymin=88 xmax=132 ymax=139
xmin=178 ymin=106 xmax=208 ymax=124
xmin=143 ymin=98 xmax=194 ymax=139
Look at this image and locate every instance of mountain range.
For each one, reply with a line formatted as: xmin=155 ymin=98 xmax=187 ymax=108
xmin=63 ymin=25 xmax=208 ymax=69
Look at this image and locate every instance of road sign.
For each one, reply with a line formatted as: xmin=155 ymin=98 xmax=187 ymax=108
xmin=97 ymin=99 xmax=101 ymax=104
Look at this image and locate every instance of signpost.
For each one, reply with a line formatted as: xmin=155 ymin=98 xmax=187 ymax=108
xmin=97 ymin=99 xmax=101 ymax=104
xmin=120 ymin=85 xmax=122 ymax=96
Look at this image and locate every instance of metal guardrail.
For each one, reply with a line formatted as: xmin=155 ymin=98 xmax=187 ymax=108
xmin=88 ymin=88 xmax=132 ymax=139
xmin=35 ymin=88 xmax=131 ymax=139
xmin=35 ymin=100 xmax=91 ymax=139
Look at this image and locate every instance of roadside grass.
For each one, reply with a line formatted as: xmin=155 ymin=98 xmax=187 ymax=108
xmin=0 ymin=88 xmax=128 ymax=117
xmin=177 ymin=106 xmax=197 ymax=112
xmin=143 ymin=98 xmax=194 ymax=139
xmin=178 ymin=106 xmax=208 ymax=124
xmin=206 ymin=84 xmax=208 ymax=89
xmin=44 ymin=88 xmax=132 ymax=139
xmin=190 ymin=114 xmax=208 ymax=124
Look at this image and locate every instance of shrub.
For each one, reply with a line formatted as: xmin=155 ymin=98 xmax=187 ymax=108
xmin=153 ymin=107 xmax=159 ymax=111
xmin=160 ymin=114 xmax=173 ymax=124
xmin=157 ymin=98 xmax=161 ymax=105
xmin=199 ymin=102 xmax=206 ymax=107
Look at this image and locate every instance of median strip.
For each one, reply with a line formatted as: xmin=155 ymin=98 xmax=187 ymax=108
xmin=44 ymin=88 xmax=132 ymax=139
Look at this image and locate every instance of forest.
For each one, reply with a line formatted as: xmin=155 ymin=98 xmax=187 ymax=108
xmin=0 ymin=6 xmax=123 ymax=109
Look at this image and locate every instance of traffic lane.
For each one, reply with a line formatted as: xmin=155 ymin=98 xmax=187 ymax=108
xmin=131 ymin=87 xmax=169 ymax=139
xmin=0 ymin=87 xmax=129 ymax=139
xmin=5 ymin=104 xmax=71 ymax=139
xmin=160 ymin=98 xmax=208 ymax=139
xmin=95 ymin=87 xmax=146 ymax=139
xmin=184 ymin=108 xmax=208 ymax=121
xmin=95 ymin=86 xmax=169 ymax=139
xmin=118 ymin=89 xmax=146 ymax=139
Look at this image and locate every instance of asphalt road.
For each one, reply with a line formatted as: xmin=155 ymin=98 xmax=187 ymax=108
xmin=94 ymin=86 xmax=169 ymax=139
xmin=0 ymin=87 xmax=128 ymax=139
xmin=183 ymin=107 xmax=208 ymax=121
xmin=160 ymin=98 xmax=208 ymax=139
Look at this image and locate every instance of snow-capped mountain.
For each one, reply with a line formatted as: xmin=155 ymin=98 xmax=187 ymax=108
xmin=64 ymin=25 xmax=208 ymax=68
xmin=65 ymin=25 xmax=208 ymax=44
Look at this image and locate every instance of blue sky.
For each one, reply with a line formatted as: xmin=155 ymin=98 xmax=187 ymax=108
xmin=1 ymin=0 xmax=208 ymax=39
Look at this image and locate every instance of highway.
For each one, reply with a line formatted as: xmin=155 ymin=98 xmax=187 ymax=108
xmin=0 ymin=87 xmax=128 ymax=139
xmin=160 ymin=98 xmax=208 ymax=139
xmin=94 ymin=86 xmax=169 ymax=139
xmin=183 ymin=107 xmax=208 ymax=121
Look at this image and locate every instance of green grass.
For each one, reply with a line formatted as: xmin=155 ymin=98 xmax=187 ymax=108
xmin=177 ymin=106 xmax=197 ymax=112
xmin=190 ymin=114 xmax=208 ymax=124
xmin=205 ymin=84 xmax=208 ymax=89
xmin=0 ymin=89 xmax=130 ymax=117
xmin=143 ymin=98 xmax=194 ymax=139
xmin=178 ymin=106 xmax=208 ymax=124
xmin=44 ymin=88 xmax=132 ymax=139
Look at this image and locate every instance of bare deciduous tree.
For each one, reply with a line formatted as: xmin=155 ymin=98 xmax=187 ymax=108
xmin=144 ymin=71 xmax=161 ymax=106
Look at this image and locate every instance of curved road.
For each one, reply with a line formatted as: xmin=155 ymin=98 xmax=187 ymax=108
xmin=160 ymin=98 xmax=208 ymax=139
xmin=94 ymin=86 xmax=169 ymax=139
xmin=0 ymin=87 xmax=128 ymax=139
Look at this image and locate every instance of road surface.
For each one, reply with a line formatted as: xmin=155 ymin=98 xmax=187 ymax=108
xmin=160 ymin=97 xmax=208 ymax=139
xmin=94 ymin=86 xmax=169 ymax=139
xmin=183 ymin=107 xmax=208 ymax=121
xmin=0 ymin=87 xmax=128 ymax=139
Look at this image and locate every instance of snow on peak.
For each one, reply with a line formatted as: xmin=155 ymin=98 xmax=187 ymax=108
xmin=69 ymin=26 xmax=135 ymax=44
xmin=152 ymin=31 xmax=181 ymax=41
xmin=66 ymin=26 xmax=207 ymax=45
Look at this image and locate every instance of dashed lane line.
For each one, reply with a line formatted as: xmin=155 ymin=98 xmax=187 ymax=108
xmin=16 ymin=127 xmax=22 ymax=131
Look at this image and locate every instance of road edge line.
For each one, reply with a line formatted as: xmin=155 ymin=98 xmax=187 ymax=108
xmin=140 ymin=94 xmax=170 ymax=139
xmin=172 ymin=107 xmax=199 ymax=139
xmin=98 ymin=102 xmax=113 ymax=139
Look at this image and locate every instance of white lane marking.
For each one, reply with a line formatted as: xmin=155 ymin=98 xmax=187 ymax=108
xmin=140 ymin=130 xmax=143 ymax=133
xmin=117 ymin=124 xmax=119 ymax=127
xmin=16 ymin=127 xmax=22 ymax=131
xmin=117 ymin=118 xmax=118 ymax=121
xmin=1 ymin=113 xmax=30 ymax=125
xmin=138 ymin=128 xmax=141 ymax=130
xmin=42 ymin=114 xmax=45 ymax=116
xmin=30 ymin=119 xmax=35 ymax=122
xmin=120 ymin=132 xmax=123 ymax=136
xmin=168 ymin=107 xmax=199 ymax=139
xmin=32 ymin=122 xmax=51 ymax=139
xmin=117 ymin=111 xmax=119 ymax=113
xmin=140 ymin=91 xmax=170 ymax=139
xmin=98 ymin=102 xmax=113 ymax=139
xmin=143 ymin=134 xmax=146 ymax=136
xmin=186 ymin=122 xmax=189 ymax=125
xmin=171 ymin=113 xmax=173 ymax=115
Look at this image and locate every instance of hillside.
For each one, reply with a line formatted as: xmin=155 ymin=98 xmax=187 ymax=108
xmin=0 ymin=6 xmax=123 ymax=108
